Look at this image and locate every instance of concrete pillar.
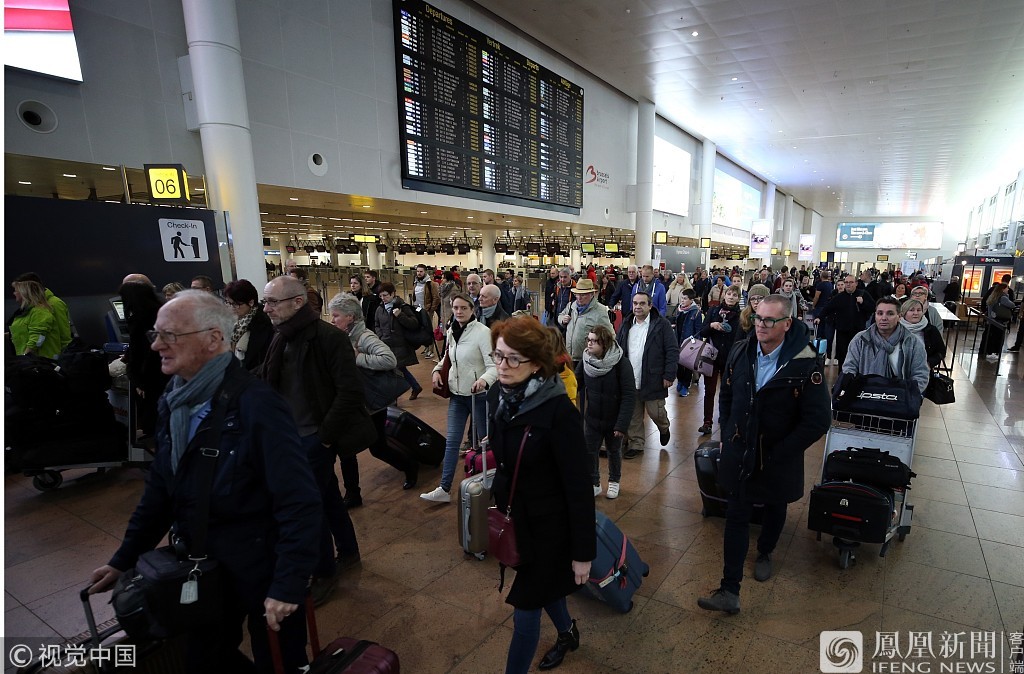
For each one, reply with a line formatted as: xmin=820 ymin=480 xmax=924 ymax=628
xmin=783 ymin=194 xmax=795 ymax=256
xmin=181 ymin=0 xmax=264 ymax=289
xmin=570 ymin=248 xmax=582 ymax=272
xmin=635 ymin=100 xmax=655 ymax=266
xmin=698 ymin=140 xmax=716 ymax=245
xmin=481 ymin=230 xmax=497 ymax=271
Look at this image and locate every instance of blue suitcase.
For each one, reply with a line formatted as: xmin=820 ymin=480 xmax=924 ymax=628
xmin=580 ymin=511 xmax=649 ymax=613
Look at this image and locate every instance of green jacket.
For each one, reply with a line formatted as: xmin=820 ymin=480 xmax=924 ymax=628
xmin=45 ymin=288 xmax=72 ymax=350
xmin=10 ymin=305 xmax=60 ymax=358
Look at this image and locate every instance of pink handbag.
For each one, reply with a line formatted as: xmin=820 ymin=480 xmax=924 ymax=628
xmin=677 ymin=336 xmax=719 ymax=377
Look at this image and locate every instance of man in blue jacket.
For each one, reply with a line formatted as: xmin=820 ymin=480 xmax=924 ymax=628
xmin=630 ymin=265 xmax=668 ymax=316
xmin=90 ymin=290 xmax=322 ymax=672
xmin=698 ymin=295 xmax=830 ymax=615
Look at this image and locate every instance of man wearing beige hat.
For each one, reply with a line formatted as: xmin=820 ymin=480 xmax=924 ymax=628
xmin=560 ymin=278 xmax=613 ymax=367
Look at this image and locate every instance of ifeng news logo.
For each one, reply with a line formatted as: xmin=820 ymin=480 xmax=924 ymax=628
xmin=821 ymin=631 xmax=864 ymax=673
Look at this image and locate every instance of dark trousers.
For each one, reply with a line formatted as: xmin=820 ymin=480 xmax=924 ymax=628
xmin=505 ymin=598 xmax=572 ymax=674
xmin=303 ymin=434 xmax=359 ymax=577
xmin=1012 ymin=321 xmax=1023 ymax=349
xmin=185 ymin=586 xmax=308 ymax=674
xmin=834 ymin=329 xmax=858 ymax=366
xmin=702 ymin=369 xmax=722 ymax=425
xmin=398 ymin=366 xmax=422 ymax=393
xmin=720 ymin=497 xmax=788 ymax=595
xmin=583 ymin=424 xmax=622 ymax=485
xmin=338 ymin=409 xmax=416 ymax=495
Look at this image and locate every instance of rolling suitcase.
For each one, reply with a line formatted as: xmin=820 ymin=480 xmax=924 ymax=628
xmin=581 ymin=511 xmax=649 ymax=613
xmin=807 ymin=481 xmax=895 ymax=544
xmin=384 ymin=406 xmax=445 ymax=467
xmin=693 ymin=442 xmax=764 ymax=523
xmin=457 ymin=395 xmax=493 ymax=558
xmin=270 ymin=597 xmax=399 ymax=673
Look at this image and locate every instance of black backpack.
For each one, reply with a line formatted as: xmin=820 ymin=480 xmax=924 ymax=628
xmin=403 ymin=306 xmax=435 ymax=347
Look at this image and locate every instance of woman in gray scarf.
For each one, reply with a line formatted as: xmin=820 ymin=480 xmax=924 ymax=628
xmin=841 ymin=297 xmax=929 ymax=393
xmin=899 ymin=299 xmax=946 ymax=369
xmin=574 ymin=324 xmax=636 ymax=499
xmin=775 ymin=278 xmax=805 ymax=320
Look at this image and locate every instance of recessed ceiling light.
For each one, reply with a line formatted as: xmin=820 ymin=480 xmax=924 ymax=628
xmin=289 ymin=197 xmax=299 ymax=201
xmin=420 ymin=211 xmax=427 ymax=214
xmin=260 ymin=212 xmax=268 ymax=215
xmin=691 ymin=30 xmax=699 ymax=37
xmin=62 ymin=173 xmax=77 ymax=178
xmin=18 ymin=180 xmax=31 ymax=185
xmin=361 ymin=205 xmax=371 ymax=208
xmin=731 ymin=77 xmax=738 ymax=82
xmin=102 ymin=166 xmax=117 ymax=171
xmin=195 ymin=188 xmax=204 ymax=192
xmin=467 ymin=216 xmax=474 ymax=219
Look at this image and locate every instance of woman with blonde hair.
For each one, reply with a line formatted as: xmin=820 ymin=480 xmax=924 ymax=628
xmin=666 ymin=272 xmax=693 ymax=322
xmin=546 ymin=325 xmax=578 ymax=405
xmin=9 ymin=280 xmax=60 ymax=358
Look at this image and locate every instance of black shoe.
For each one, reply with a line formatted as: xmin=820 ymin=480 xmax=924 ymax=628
xmin=698 ymin=423 xmax=712 ymax=435
xmin=599 ymin=448 xmax=608 ymax=458
xmin=1008 ymin=345 xmax=1021 ymax=353
xmin=623 ymin=448 xmax=643 ymax=460
xmin=697 ymin=588 xmax=740 ymax=615
xmin=409 ymin=388 xmax=421 ymax=400
xmin=310 ymin=575 xmax=337 ymax=607
xmin=660 ymin=427 xmax=671 ymax=447
xmin=538 ymin=619 xmax=579 ymax=670
xmin=403 ymin=466 xmax=419 ymax=490
xmin=335 ymin=552 xmax=362 ymax=573
xmin=754 ymin=553 xmax=772 ymax=582
xmin=343 ymin=493 xmax=363 ymax=509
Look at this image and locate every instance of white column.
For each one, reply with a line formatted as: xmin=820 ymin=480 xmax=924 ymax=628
xmin=481 ymin=230 xmax=497 ymax=271
xmin=181 ymin=0 xmax=264 ymax=289
xmin=697 ymin=139 xmax=716 ymax=265
xmin=570 ymin=248 xmax=582 ymax=272
xmin=635 ymin=100 xmax=655 ymax=266
xmin=764 ymin=182 xmax=776 ymax=224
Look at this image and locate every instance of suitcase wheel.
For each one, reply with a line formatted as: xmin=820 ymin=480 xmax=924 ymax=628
xmin=838 ymin=548 xmax=855 ymax=570
xmin=897 ymin=528 xmax=908 ymax=542
xmin=32 ymin=470 xmax=63 ymax=491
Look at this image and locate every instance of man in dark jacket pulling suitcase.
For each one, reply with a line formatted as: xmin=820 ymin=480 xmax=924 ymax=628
xmin=698 ymin=295 xmax=830 ymax=614
xmin=261 ymin=276 xmax=378 ymax=607
xmin=89 ymin=290 xmax=322 ymax=673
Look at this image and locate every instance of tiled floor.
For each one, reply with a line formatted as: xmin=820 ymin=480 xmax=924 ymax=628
xmin=5 ymin=340 xmax=1024 ymax=672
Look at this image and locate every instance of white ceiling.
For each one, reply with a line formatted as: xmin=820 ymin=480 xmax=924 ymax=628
xmin=478 ymin=0 xmax=1024 ymax=219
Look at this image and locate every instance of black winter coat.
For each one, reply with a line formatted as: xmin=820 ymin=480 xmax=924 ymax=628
xmin=374 ymin=298 xmax=420 ymax=367
xmin=699 ymin=302 xmax=742 ymax=371
xmin=616 ymin=311 xmax=679 ymax=401
xmin=109 ymin=360 xmax=322 ymax=607
xmin=359 ymin=293 xmax=382 ymax=332
xmin=820 ymin=290 xmax=872 ymax=333
xmin=240 ymin=309 xmax=274 ymax=372
xmin=574 ymin=356 xmax=636 ymax=434
xmin=718 ymin=323 xmax=831 ymax=504
xmin=488 ymin=381 xmax=596 ymax=610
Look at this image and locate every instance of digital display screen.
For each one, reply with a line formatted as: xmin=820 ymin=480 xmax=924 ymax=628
xmin=109 ymin=299 xmax=125 ymax=321
xmin=580 ymin=243 xmax=596 ymax=253
xmin=604 ymin=243 xmax=619 ymax=253
xmin=394 ymin=0 xmax=584 ymax=212
xmin=836 ymin=222 xmax=943 ymax=249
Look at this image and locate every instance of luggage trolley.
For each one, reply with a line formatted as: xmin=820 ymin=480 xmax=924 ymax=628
xmin=808 ymin=410 xmax=917 ymax=569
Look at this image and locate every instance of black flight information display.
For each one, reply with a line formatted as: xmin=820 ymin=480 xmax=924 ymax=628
xmin=394 ymin=0 xmax=584 ymax=213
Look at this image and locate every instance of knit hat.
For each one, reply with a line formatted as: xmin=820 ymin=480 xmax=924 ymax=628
xmin=747 ymin=284 xmax=771 ymax=299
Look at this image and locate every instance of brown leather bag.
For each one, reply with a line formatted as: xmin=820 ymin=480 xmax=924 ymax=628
xmin=432 ymin=351 xmax=452 ymax=398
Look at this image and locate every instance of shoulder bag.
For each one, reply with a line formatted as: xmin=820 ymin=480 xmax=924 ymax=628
xmin=923 ymin=369 xmax=955 ymax=405
xmin=112 ymin=386 xmax=235 ymax=641
xmin=677 ymin=336 xmax=719 ymax=377
xmin=487 ymin=426 xmax=532 ymax=568
xmin=432 ymin=350 xmax=452 ymax=398
xmin=359 ymin=366 xmax=412 ymax=412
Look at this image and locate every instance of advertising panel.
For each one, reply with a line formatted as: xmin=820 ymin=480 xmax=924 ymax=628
xmin=835 ymin=221 xmax=942 ymax=249
xmin=749 ymin=219 xmax=772 ymax=258
xmin=798 ymin=234 xmax=815 ymax=262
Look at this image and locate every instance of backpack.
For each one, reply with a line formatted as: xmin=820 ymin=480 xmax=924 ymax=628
xmin=403 ymin=305 xmax=435 ymax=347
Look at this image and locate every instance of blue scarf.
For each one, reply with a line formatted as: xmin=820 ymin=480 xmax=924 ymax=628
xmin=164 ymin=351 xmax=233 ymax=473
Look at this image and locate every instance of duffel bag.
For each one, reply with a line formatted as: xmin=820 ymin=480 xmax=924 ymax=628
xmin=831 ymin=372 xmax=922 ymax=420
xmin=824 ymin=447 xmax=915 ymax=488
xmin=677 ymin=337 xmax=719 ymax=377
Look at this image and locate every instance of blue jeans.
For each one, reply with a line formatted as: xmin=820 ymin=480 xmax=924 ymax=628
xmin=505 ymin=598 xmax=572 ymax=674
xmin=302 ymin=434 xmax=359 ymax=577
xmin=721 ymin=497 xmax=788 ymax=595
xmin=398 ymin=366 xmax=421 ymax=393
xmin=440 ymin=394 xmax=486 ymax=492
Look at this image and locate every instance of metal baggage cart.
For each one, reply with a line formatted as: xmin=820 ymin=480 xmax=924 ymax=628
xmin=811 ymin=409 xmax=917 ymax=569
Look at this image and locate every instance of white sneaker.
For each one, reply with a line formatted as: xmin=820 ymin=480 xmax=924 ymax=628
xmin=593 ymin=485 xmax=603 ymax=497
xmin=606 ymin=482 xmax=620 ymax=499
xmin=832 ymin=358 xmax=840 ymax=366
xmin=985 ymin=354 xmax=999 ymax=362
xmin=420 ymin=486 xmax=451 ymax=503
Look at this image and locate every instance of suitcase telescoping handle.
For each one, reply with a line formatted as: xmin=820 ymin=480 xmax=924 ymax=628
xmin=267 ymin=595 xmax=321 ymax=674
xmin=471 ymin=388 xmax=489 ymax=474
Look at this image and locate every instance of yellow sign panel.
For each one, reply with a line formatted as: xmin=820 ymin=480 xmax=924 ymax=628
xmin=144 ymin=164 xmax=190 ymax=203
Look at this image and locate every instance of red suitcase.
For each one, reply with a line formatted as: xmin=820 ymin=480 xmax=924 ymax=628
xmin=269 ymin=598 xmax=399 ymax=673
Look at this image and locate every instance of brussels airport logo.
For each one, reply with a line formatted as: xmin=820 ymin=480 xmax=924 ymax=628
xmin=585 ymin=164 xmax=609 ymax=188
xmin=821 ymin=631 xmax=863 ymax=673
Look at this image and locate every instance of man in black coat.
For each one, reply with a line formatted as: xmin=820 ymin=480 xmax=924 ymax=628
xmin=261 ymin=276 xmax=377 ymax=606
xmin=816 ymin=274 xmax=872 ymax=367
xmin=90 ymin=290 xmax=322 ymax=672
xmin=697 ymin=296 xmax=830 ymax=615
xmin=616 ymin=292 xmax=679 ymax=459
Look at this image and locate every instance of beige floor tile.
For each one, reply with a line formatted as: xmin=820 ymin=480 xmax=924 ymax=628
xmin=980 ymin=540 xmax=1024 ymax=587
xmin=948 ymin=432 xmax=1015 ymax=451
xmin=736 ymin=633 xmax=819 ymax=673
xmin=945 ymin=419 xmax=1013 ymax=438
xmin=913 ymin=439 xmax=955 ymax=460
xmin=884 ymin=526 xmax=989 ymax=578
xmin=963 ymin=482 xmax=1024 ymax=517
xmin=910 ymin=474 xmax=970 ymax=506
xmin=956 ymin=463 xmax=1024 ymax=491
xmin=775 ymin=534 xmax=887 ymax=603
xmin=971 ymin=509 xmax=1024 ymax=547
xmin=915 ymin=426 xmax=951 ymax=444
xmin=628 ymin=539 xmax=684 ymax=598
xmin=359 ymin=514 xmax=472 ymax=592
xmin=912 ymin=455 xmax=962 ymax=481
xmin=993 ymin=581 xmax=1024 ymax=637
xmin=5 ymin=529 xmax=123 ymax=605
xmin=883 ymin=561 xmax=1000 ymax=629
xmin=879 ymin=605 xmax=1006 ymax=666
xmin=915 ymin=415 xmax=948 ymax=430
xmin=24 ymin=582 xmax=116 ymax=639
xmin=906 ymin=497 xmax=977 ymax=537
xmin=952 ymin=446 xmax=1024 ymax=470
xmin=940 ymin=408 xmax=997 ymax=424
xmin=612 ymin=500 xmax=707 ymax=552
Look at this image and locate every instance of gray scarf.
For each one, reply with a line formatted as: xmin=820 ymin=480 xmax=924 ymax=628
xmin=165 ymin=351 xmax=233 ymax=473
xmin=900 ymin=317 xmax=927 ymax=335
xmin=776 ymin=289 xmax=801 ymax=317
xmin=583 ymin=341 xmax=623 ymax=378
xmin=481 ymin=303 xmax=498 ymax=319
xmin=863 ymin=324 xmax=905 ymax=376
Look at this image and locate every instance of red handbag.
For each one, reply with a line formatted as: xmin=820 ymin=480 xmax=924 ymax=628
xmin=432 ymin=351 xmax=452 ymax=398
xmin=487 ymin=426 xmax=531 ymax=567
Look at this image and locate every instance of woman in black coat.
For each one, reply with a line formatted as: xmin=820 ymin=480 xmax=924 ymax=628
xmin=374 ymin=282 xmax=423 ymax=398
xmin=223 ymin=279 xmax=273 ymax=372
xmin=575 ymin=323 xmax=635 ymax=500
xmin=349 ymin=274 xmax=382 ymax=332
xmin=488 ymin=317 xmax=596 ymax=674
xmin=697 ymin=285 xmax=741 ymax=435
xmin=118 ymin=282 xmax=169 ymax=436
xmin=900 ymin=299 xmax=947 ymax=368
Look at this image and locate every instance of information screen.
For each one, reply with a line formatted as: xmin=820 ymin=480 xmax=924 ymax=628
xmin=394 ymin=0 xmax=584 ymax=212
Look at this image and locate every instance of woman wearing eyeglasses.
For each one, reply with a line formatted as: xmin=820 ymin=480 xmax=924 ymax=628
xmin=420 ymin=292 xmax=497 ymax=503
xmin=737 ymin=284 xmax=771 ymax=340
xmin=222 ymin=279 xmax=273 ymax=372
xmin=487 ymin=315 xmax=595 ymax=674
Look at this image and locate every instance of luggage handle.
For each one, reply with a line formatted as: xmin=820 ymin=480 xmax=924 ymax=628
xmin=79 ymin=584 xmax=123 ymax=650
xmin=470 ymin=389 xmax=490 ymax=476
xmin=267 ymin=595 xmax=320 ymax=674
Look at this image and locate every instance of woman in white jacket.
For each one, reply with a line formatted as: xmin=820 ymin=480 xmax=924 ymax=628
xmin=421 ymin=292 xmax=498 ymax=502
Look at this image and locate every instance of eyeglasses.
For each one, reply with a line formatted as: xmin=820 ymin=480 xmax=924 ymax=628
xmin=751 ymin=314 xmax=790 ymax=328
xmin=263 ymin=295 xmax=302 ymax=307
xmin=146 ymin=327 xmax=216 ymax=344
xmin=585 ymin=337 xmax=599 ymax=343
xmin=491 ymin=351 xmax=531 ymax=368
xmin=911 ymin=290 xmax=928 ymax=296
xmin=224 ymin=299 xmax=244 ymax=308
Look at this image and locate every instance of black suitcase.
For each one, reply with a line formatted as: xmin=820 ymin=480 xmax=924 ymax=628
xmin=384 ymin=406 xmax=445 ymax=467
xmin=693 ymin=442 xmax=763 ymax=523
xmin=807 ymin=481 xmax=895 ymax=544
xmin=824 ymin=447 xmax=915 ymax=488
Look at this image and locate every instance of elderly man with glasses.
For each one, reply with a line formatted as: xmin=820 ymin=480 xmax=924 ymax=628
xmin=698 ymin=295 xmax=830 ymax=616
xmin=559 ymin=278 xmax=613 ymax=367
xmin=89 ymin=290 xmax=322 ymax=673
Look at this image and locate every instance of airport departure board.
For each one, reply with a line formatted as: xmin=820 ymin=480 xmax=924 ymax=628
xmin=394 ymin=0 xmax=584 ymax=212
